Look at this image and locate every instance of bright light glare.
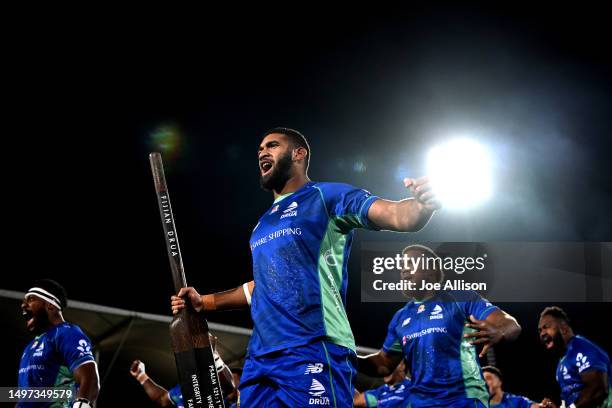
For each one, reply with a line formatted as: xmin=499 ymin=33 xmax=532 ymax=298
xmin=426 ymin=138 xmax=492 ymax=209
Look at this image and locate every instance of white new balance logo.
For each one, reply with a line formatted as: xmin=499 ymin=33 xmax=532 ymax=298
xmin=304 ymin=363 xmax=324 ymax=374
xmin=309 ymin=379 xmax=326 ymax=396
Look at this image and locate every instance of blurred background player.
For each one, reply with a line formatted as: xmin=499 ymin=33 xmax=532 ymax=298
xmin=538 ymin=306 xmax=611 ymax=408
xmin=482 ymin=365 xmax=553 ymax=408
xmin=18 ymin=279 xmax=99 ymax=408
xmin=171 ymin=128 xmax=439 ymax=407
xmin=358 ymin=244 xmax=522 ymax=408
xmin=129 ymin=335 xmax=238 ymax=407
xmin=129 ymin=360 xmax=183 ymax=408
xmin=353 ymin=360 xmax=411 ymax=408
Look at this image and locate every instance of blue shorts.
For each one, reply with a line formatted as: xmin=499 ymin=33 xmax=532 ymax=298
xmin=238 ymin=340 xmax=356 ymax=408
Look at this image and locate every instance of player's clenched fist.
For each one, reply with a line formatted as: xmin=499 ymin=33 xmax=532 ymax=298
xmin=129 ymin=360 xmax=148 ymax=384
xmin=171 ymin=287 xmax=203 ymax=314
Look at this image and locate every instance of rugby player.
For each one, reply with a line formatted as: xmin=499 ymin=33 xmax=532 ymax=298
xmin=353 ymin=360 xmax=411 ymax=408
xmin=171 ymin=128 xmax=439 ymax=407
xmin=538 ymin=306 xmax=611 ymax=408
xmin=358 ymin=245 xmax=522 ymax=407
xmin=482 ymin=365 xmax=553 ymax=408
xmin=18 ymin=279 xmax=99 ymax=408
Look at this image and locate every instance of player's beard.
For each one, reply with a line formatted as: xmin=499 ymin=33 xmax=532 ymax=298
xmin=260 ymin=151 xmax=293 ymax=192
xmin=29 ymin=308 xmax=50 ymax=334
xmin=402 ymin=272 xmax=439 ymax=301
xmin=544 ymin=331 xmax=566 ymax=356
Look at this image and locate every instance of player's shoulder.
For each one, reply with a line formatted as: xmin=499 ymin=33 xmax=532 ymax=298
xmin=53 ymin=322 xmax=88 ymax=339
xmin=571 ymin=335 xmax=607 ymax=356
xmin=445 ymin=289 xmax=485 ymax=300
xmin=396 ymin=301 xmax=415 ymax=317
xmin=443 ymin=290 xmax=495 ymax=306
xmin=389 ymin=302 xmax=415 ymax=325
xmin=570 ymin=335 xmax=593 ymax=351
xmin=311 ymin=181 xmax=366 ymax=196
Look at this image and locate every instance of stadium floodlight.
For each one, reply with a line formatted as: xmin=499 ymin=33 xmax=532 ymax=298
xmin=426 ymin=138 xmax=492 ymax=209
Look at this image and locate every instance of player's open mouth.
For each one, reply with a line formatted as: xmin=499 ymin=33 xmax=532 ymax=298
xmin=260 ymin=160 xmax=273 ymax=176
xmin=541 ymin=335 xmax=554 ymax=349
xmin=22 ymin=309 xmax=35 ymax=330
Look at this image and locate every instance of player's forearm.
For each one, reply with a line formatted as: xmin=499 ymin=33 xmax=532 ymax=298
xmin=395 ymin=199 xmax=434 ymax=231
xmin=357 ymin=353 xmax=394 ymax=377
xmin=74 ymin=363 xmax=99 ymax=404
xmin=369 ymin=199 xmax=434 ymax=232
xmin=141 ymin=378 xmax=173 ymax=406
xmin=574 ymin=383 xmax=608 ymax=408
xmin=497 ymin=314 xmax=522 ymax=343
xmin=202 ymin=281 xmax=254 ymax=312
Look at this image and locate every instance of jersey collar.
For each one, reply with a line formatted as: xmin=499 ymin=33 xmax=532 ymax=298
xmin=272 ymin=181 xmax=315 ymax=204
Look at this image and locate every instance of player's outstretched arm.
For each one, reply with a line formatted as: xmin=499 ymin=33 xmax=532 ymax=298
xmin=171 ymin=281 xmax=255 ymax=314
xmin=357 ymin=349 xmax=403 ymax=378
xmin=367 ymin=177 xmax=440 ymax=232
xmin=129 ymin=360 xmax=173 ymax=407
xmin=73 ymin=361 xmax=99 ymax=407
xmin=464 ymin=310 xmax=522 ymax=357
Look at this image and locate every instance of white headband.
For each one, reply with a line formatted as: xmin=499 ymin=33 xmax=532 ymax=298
xmin=26 ymin=287 xmax=63 ymax=310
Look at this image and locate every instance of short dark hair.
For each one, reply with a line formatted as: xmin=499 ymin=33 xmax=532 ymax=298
xmin=401 ymin=244 xmax=445 ymax=283
xmin=540 ymin=306 xmax=570 ymax=325
xmin=481 ymin=366 xmax=503 ymax=382
xmin=262 ymin=127 xmax=310 ymax=171
xmin=32 ymin=279 xmax=68 ymax=309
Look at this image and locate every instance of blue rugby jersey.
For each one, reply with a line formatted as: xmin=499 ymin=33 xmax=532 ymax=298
xmin=248 ymin=181 xmax=378 ymax=356
xmin=382 ymin=291 xmax=498 ymax=407
xmin=491 ymin=392 xmax=535 ymax=408
xmin=556 ymin=335 xmax=612 ymax=407
xmin=18 ymin=323 xmax=95 ymax=408
xmin=364 ymin=378 xmax=412 ymax=408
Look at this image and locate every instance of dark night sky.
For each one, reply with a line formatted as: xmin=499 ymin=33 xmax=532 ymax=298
xmin=4 ymin=5 xmax=612 ymax=404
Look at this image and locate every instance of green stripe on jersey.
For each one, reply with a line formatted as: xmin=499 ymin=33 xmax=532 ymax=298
xmin=460 ymin=325 xmax=489 ymax=406
xmin=317 ymin=218 xmax=355 ymax=351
